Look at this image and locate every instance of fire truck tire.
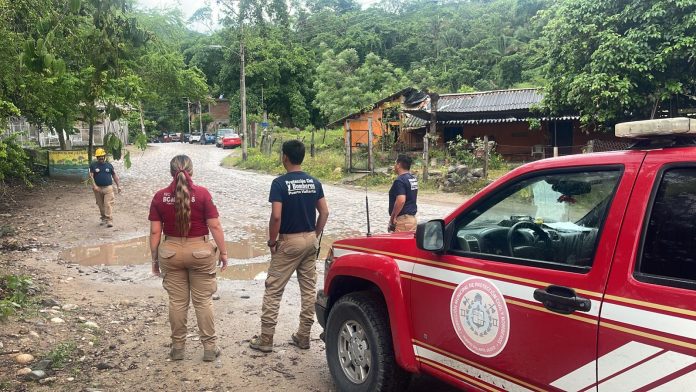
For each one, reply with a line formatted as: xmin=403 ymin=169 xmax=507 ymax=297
xmin=325 ymin=291 xmax=410 ymax=392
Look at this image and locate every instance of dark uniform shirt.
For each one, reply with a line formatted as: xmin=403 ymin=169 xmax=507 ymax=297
xmin=389 ymin=173 xmax=418 ymax=216
xmin=148 ymin=180 xmax=219 ymax=237
xmin=269 ymin=171 xmax=325 ymax=234
xmin=90 ymin=161 xmax=115 ymax=186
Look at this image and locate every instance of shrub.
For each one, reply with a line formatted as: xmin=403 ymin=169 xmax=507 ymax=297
xmin=47 ymin=341 xmax=77 ymax=368
xmin=447 ymin=135 xmax=507 ymax=170
xmin=0 ymin=134 xmax=32 ymax=186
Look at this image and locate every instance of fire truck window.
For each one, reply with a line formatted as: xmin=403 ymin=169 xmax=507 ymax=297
xmin=639 ymin=168 xmax=696 ymax=286
xmin=452 ymin=169 xmax=620 ymax=270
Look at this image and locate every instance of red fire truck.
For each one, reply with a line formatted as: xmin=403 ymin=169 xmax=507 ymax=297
xmin=316 ymin=118 xmax=696 ymax=391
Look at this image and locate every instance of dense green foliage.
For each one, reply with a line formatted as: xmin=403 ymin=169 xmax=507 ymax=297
xmin=541 ymin=0 xmax=696 ymax=127
xmin=2 ymin=0 xmax=695 ymax=152
xmin=0 ymin=134 xmax=32 ymax=186
xmin=0 ymin=0 xmax=209 ymax=152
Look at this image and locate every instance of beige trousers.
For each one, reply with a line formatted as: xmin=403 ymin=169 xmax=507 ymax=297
xmin=261 ymin=231 xmax=317 ymax=337
xmin=158 ymin=237 xmax=218 ymax=349
xmin=94 ymin=185 xmax=115 ymax=223
xmin=395 ymin=214 xmax=417 ymax=232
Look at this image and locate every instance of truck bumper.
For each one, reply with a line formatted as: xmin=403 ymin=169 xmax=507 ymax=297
xmin=315 ymin=290 xmax=328 ymax=330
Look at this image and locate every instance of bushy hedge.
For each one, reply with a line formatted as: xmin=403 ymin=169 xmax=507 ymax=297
xmin=0 ymin=134 xmax=32 ymax=186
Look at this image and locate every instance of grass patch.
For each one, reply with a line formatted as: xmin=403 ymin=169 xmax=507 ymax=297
xmin=0 ymin=225 xmax=15 ymax=238
xmin=0 ymin=275 xmax=33 ymax=320
xmin=47 ymin=341 xmax=77 ymax=368
xmin=225 ymin=148 xmax=346 ymax=182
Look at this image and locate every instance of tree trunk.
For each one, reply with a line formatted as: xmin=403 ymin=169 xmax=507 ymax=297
xmin=55 ymin=127 xmax=67 ymax=150
xmin=88 ymin=118 xmax=94 ymax=163
xmin=139 ymin=102 xmax=146 ymax=135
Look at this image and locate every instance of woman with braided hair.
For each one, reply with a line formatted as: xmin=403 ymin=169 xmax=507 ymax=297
xmin=148 ymin=155 xmax=228 ymax=362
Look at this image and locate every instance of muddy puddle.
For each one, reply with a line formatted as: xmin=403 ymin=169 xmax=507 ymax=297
xmin=60 ymin=229 xmax=362 ymax=280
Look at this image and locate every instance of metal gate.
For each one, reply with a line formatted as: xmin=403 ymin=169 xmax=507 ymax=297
xmin=346 ymin=118 xmax=374 ymax=173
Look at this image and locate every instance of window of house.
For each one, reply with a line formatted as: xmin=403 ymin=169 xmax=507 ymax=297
xmin=638 ymin=167 xmax=696 ymax=289
xmin=451 ymin=169 xmax=621 ymax=271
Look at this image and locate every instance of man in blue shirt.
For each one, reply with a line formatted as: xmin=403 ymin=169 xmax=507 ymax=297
xmin=88 ymin=148 xmax=121 ymax=228
xmin=250 ymin=140 xmax=329 ymax=353
xmin=388 ymin=154 xmax=418 ymax=232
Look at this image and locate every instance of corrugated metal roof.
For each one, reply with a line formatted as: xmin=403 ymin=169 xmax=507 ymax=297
xmin=402 ymin=114 xmax=579 ymax=130
xmin=436 ymin=88 xmax=543 ymax=113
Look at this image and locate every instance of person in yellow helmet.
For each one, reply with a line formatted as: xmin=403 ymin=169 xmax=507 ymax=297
xmin=89 ymin=148 xmax=121 ymax=227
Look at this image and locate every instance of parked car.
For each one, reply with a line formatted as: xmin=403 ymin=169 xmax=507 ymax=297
xmin=222 ymin=133 xmax=242 ymax=149
xmin=317 ymin=117 xmax=696 ymax=392
xmin=189 ymin=132 xmax=202 ymax=144
xmin=183 ymin=133 xmax=191 ymax=143
xmin=215 ymin=128 xmax=236 ymax=147
xmin=160 ymin=133 xmax=171 ymax=143
xmin=201 ymin=133 xmax=216 ymax=145
xmin=169 ymin=132 xmax=181 ymax=142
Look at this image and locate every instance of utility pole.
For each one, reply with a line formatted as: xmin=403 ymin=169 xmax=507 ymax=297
xmin=423 ymin=92 xmax=439 ymax=182
xmin=240 ymin=27 xmax=248 ymax=161
xmin=186 ymin=98 xmax=191 ymax=136
xmin=198 ymin=100 xmax=203 ymax=134
xmin=216 ymin=1 xmax=248 ymax=160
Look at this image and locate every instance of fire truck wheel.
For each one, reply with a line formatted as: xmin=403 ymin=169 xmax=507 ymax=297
xmin=325 ymin=291 xmax=410 ymax=392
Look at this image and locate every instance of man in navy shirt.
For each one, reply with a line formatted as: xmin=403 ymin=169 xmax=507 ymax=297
xmin=250 ymin=140 xmax=329 ymax=353
xmin=89 ymin=148 xmax=121 ymax=228
xmin=388 ymin=154 xmax=418 ymax=232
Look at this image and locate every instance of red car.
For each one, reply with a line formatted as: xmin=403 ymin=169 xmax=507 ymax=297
xmin=222 ymin=133 xmax=242 ymax=149
xmin=317 ymin=117 xmax=696 ymax=391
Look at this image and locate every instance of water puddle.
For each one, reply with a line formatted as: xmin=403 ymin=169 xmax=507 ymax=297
xmin=60 ymin=228 xmax=362 ymax=280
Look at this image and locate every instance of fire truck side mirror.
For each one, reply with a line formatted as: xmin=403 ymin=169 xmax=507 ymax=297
xmin=416 ymin=219 xmax=445 ymax=253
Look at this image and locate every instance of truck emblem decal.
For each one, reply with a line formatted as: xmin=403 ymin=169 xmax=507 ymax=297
xmin=450 ymin=277 xmax=510 ymax=357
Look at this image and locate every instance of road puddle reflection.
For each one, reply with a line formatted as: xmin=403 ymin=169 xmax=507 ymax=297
xmin=60 ymin=229 xmax=363 ymax=280
xmin=60 ymin=235 xmax=267 ymax=266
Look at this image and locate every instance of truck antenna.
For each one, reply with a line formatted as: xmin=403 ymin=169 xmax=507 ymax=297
xmin=365 ymin=187 xmax=372 ymax=237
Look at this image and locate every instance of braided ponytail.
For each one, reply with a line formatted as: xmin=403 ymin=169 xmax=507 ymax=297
xmin=170 ymin=155 xmax=193 ymax=237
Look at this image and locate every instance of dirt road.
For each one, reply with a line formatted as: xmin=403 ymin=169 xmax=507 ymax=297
xmin=0 ymin=143 xmax=461 ymax=391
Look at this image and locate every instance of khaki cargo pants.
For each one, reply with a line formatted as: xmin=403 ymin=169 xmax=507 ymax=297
xmin=395 ymin=214 xmax=417 ymax=232
xmin=94 ymin=185 xmax=115 ymax=224
xmin=261 ymin=231 xmax=318 ymax=337
xmin=158 ymin=237 xmax=218 ymax=349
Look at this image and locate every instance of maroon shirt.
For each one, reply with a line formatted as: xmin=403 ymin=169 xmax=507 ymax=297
xmin=148 ymin=181 xmax=219 ymax=237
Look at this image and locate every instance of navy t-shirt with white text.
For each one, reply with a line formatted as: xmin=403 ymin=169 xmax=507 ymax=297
xmin=269 ymin=171 xmax=325 ymax=234
xmin=389 ymin=173 xmax=418 ymax=216
xmin=90 ymin=161 xmax=115 ymax=186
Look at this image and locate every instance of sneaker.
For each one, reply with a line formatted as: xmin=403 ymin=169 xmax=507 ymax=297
xmin=249 ymin=334 xmax=273 ymax=353
xmin=169 ymin=347 xmax=185 ymax=360
xmin=202 ymin=346 xmax=221 ymax=362
xmin=290 ymin=333 xmax=310 ymax=350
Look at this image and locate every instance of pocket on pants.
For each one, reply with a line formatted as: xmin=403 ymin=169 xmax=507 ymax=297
xmin=279 ymin=240 xmax=303 ymax=257
xmin=159 ymin=247 xmax=176 ymax=259
xmin=192 ymin=249 xmax=213 ymax=259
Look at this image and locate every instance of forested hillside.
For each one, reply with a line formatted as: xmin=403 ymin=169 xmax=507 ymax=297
xmin=1 ymin=0 xmax=694 ymax=138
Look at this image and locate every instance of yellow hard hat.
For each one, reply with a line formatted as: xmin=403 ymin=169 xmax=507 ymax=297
xmin=95 ymin=148 xmax=107 ymax=157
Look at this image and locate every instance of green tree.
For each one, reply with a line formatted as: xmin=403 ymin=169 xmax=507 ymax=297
xmin=541 ymin=0 xmax=696 ymax=127
xmin=314 ymin=48 xmax=409 ymax=123
xmin=76 ymin=0 xmax=149 ymax=161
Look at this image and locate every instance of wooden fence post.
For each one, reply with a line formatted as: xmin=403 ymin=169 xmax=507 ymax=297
xmin=423 ymin=93 xmax=439 ymax=182
xmin=345 ymin=122 xmax=351 ymax=172
xmin=483 ymin=135 xmax=489 ymax=179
